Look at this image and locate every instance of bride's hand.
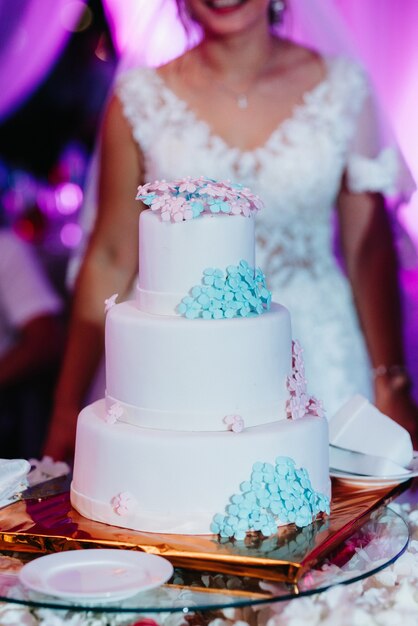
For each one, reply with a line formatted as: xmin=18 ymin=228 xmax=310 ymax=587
xmin=43 ymin=406 xmax=78 ymax=464
xmin=375 ymin=384 xmax=418 ymax=450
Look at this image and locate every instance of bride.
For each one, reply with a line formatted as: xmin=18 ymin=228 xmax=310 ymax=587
xmin=44 ymin=0 xmax=417 ymax=460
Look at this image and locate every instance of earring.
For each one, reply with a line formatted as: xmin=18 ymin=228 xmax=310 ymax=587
xmin=269 ymin=0 xmax=285 ymax=24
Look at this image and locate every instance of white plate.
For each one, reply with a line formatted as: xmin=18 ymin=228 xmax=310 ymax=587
xmin=19 ymin=549 xmax=173 ymax=602
xmin=330 ymin=451 xmax=418 ymax=487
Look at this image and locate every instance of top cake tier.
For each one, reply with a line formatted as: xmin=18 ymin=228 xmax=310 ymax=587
xmin=137 ymin=210 xmax=256 ymax=316
xmin=136 ymin=178 xmax=263 ymax=317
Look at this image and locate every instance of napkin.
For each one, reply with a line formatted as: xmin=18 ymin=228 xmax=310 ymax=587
xmin=27 ymin=456 xmax=70 ymax=487
xmin=329 ymin=395 xmax=414 ymax=469
xmin=0 ymin=458 xmax=31 ymax=508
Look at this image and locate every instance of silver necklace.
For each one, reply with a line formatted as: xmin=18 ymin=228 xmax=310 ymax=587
xmin=217 ymin=83 xmax=251 ymax=109
xmin=215 ymin=80 xmax=254 ymax=109
xmin=195 ymin=47 xmax=272 ymax=110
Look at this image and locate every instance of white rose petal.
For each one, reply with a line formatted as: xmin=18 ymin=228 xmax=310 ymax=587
xmin=0 ymin=604 xmax=37 ymax=626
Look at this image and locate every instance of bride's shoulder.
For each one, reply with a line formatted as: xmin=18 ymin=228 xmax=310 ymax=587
xmin=156 ymin=55 xmax=183 ymax=78
xmin=269 ymin=38 xmax=329 ymax=93
xmin=114 ymin=64 xmax=157 ymax=90
xmin=275 ymin=38 xmax=365 ymax=80
xmin=322 ymin=54 xmax=370 ymax=95
xmin=155 ymin=49 xmax=195 ymax=85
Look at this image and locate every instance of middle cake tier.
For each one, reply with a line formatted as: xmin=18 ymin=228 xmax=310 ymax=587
xmin=105 ymin=301 xmax=292 ymax=431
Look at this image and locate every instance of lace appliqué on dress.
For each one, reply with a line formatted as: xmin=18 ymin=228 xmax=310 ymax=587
xmin=347 ymin=147 xmax=400 ymax=196
xmin=114 ymin=57 xmax=394 ymax=416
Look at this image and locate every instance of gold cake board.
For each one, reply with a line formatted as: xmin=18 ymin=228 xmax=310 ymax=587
xmin=0 ymin=477 xmax=411 ymax=584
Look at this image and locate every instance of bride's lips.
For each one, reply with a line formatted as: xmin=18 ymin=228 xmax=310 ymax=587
xmin=204 ymin=0 xmax=248 ymax=14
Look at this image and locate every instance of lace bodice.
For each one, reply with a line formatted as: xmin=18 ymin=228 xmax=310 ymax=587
xmin=115 ymin=57 xmax=405 ymax=417
xmin=117 ymin=57 xmax=400 ymax=290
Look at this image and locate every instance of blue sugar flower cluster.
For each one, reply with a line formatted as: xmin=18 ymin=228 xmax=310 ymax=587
xmin=177 ymin=260 xmax=272 ymax=319
xmin=211 ymin=457 xmax=330 ymax=540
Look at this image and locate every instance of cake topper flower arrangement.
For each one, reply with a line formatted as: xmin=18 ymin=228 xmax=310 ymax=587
xmin=136 ymin=177 xmax=263 ymax=222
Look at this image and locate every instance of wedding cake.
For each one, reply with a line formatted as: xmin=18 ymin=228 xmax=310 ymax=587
xmin=70 ymin=179 xmax=330 ymax=538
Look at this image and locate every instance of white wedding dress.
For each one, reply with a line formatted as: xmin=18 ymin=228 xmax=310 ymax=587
xmin=111 ymin=56 xmax=408 ymax=417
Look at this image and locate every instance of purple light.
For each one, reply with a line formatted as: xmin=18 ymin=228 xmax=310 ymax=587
xmin=2 ymin=189 xmax=25 ymax=217
xmin=55 ymin=182 xmax=83 ymax=215
xmin=60 ymin=1 xmax=91 ymax=32
xmin=102 ymin=0 xmax=192 ymax=69
xmin=37 ymin=187 xmax=58 ymax=217
xmin=60 ymin=222 xmax=83 ymax=248
xmin=0 ymin=0 xmax=86 ymax=121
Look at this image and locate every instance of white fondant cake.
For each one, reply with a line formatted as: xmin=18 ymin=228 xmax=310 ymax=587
xmin=138 ymin=210 xmax=255 ymax=315
xmin=72 ymin=405 xmax=328 ymax=534
xmin=71 ymin=179 xmax=330 ymax=537
xmin=105 ymin=301 xmax=291 ymax=431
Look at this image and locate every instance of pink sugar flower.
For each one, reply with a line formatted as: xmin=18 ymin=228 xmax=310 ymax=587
xmin=293 ymin=356 xmax=305 ymax=375
xmin=111 ymin=491 xmax=137 ymax=516
xmin=292 ymin=340 xmax=304 ymax=358
xmin=239 ymin=186 xmax=264 ymax=208
xmin=291 ymin=340 xmax=306 ymax=376
xmin=136 ymin=182 xmax=151 ymax=196
xmin=149 ymin=194 xmax=171 ymax=212
xmin=286 ymin=374 xmax=306 ymax=397
xmin=161 ymin=208 xmax=172 ymax=222
xmin=104 ymin=293 xmax=118 ymax=313
xmin=172 ymin=211 xmax=183 ymax=222
xmin=170 ymin=196 xmax=187 ymax=210
xmin=286 ymin=393 xmax=308 ymax=420
xmin=178 ymin=179 xmax=198 ymax=193
xmin=172 ymin=205 xmax=194 ymax=222
xmin=105 ymin=401 xmax=124 ymax=424
xmin=307 ymin=396 xmax=325 ymax=418
xmin=293 ymin=369 xmax=307 ymax=389
xmin=251 ymin=196 xmax=264 ymax=210
xmin=138 ymin=178 xmax=263 ymax=221
xmin=229 ymin=198 xmax=248 ymax=216
xmin=200 ymin=183 xmax=227 ymax=198
xmin=229 ymin=201 xmax=242 ymax=215
xmin=223 ymin=414 xmax=245 ymax=433
xmin=149 ymin=180 xmax=174 ymax=192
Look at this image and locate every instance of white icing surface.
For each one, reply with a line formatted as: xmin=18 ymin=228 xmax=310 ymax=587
xmin=72 ymin=209 xmax=330 ymax=536
xmin=71 ymin=401 xmax=330 ymax=534
xmin=137 ymin=210 xmax=255 ymax=315
xmin=105 ymin=301 xmax=291 ymax=431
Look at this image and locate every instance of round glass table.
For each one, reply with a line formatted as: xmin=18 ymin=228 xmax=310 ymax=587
xmin=0 ymin=506 xmax=409 ymax=617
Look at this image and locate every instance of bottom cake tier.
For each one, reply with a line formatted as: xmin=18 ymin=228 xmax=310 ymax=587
xmin=71 ymin=400 xmax=330 ymax=535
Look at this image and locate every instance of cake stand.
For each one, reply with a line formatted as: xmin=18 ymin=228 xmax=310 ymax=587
xmin=0 ymin=505 xmax=409 ymax=618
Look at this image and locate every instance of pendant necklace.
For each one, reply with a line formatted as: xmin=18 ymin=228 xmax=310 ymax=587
xmin=237 ymin=93 xmax=250 ymax=110
xmin=215 ymin=80 xmax=254 ymax=110
xmin=197 ymin=47 xmax=271 ymax=110
xmin=212 ymin=68 xmax=265 ymax=110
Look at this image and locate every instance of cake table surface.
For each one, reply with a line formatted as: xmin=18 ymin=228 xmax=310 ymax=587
xmin=0 ymin=476 xmax=415 ymax=621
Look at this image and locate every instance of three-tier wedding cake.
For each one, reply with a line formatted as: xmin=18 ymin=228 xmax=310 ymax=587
xmin=70 ymin=179 xmax=330 ymax=538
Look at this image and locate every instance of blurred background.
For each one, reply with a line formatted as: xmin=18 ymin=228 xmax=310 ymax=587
xmin=0 ymin=0 xmax=417 ymax=458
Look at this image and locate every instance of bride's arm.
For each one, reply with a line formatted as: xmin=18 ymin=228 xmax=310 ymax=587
xmin=337 ymin=181 xmax=418 ymax=445
xmin=44 ymin=95 xmax=144 ymax=462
